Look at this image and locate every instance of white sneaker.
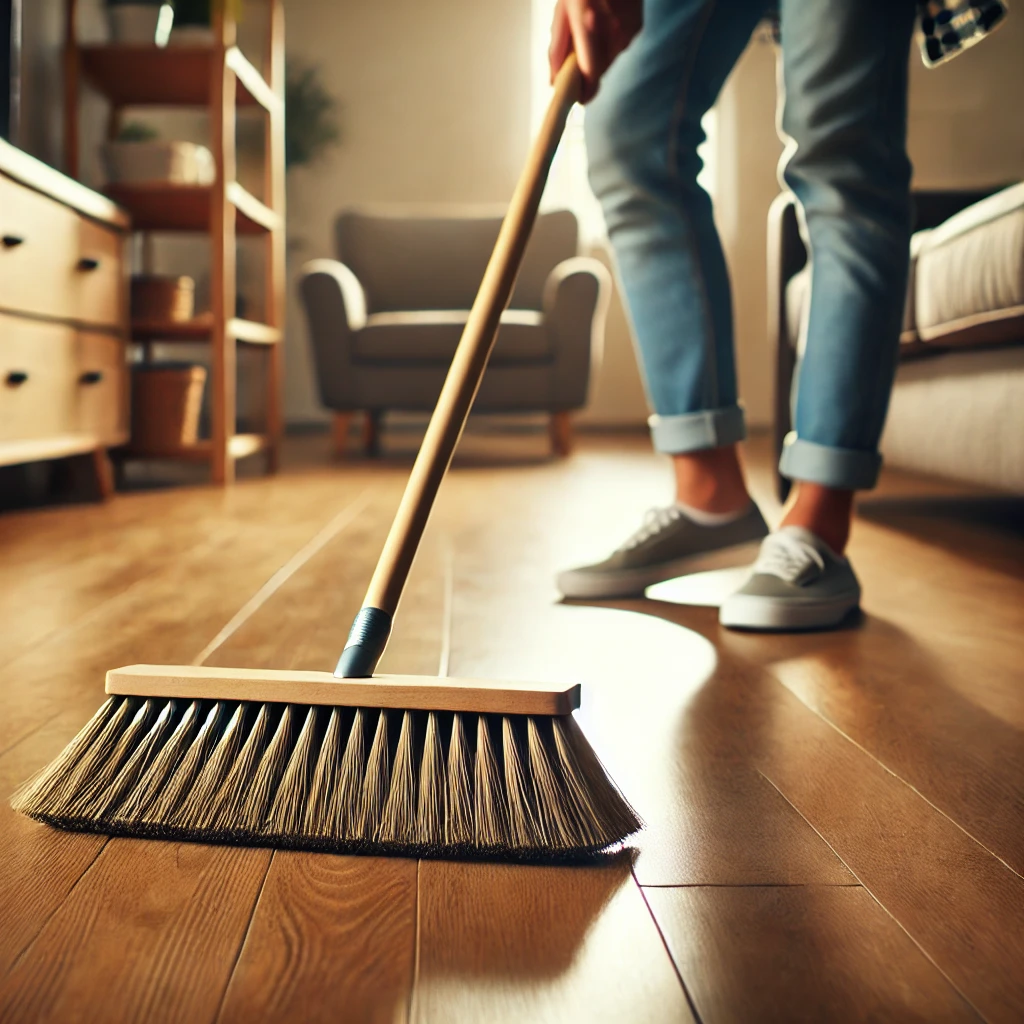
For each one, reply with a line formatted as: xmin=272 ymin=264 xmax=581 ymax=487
xmin=556 ymin=502 xmax=769 ymax=600
xmin=719 ymin=526 xmax=861 ymax=631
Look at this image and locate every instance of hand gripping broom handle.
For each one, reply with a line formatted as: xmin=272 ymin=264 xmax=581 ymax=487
xmin=336 ymin=55 xmax=582 ymax=678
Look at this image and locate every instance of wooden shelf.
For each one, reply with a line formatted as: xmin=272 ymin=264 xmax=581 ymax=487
xmin=67 ymin=0 xmax=286 ymax=484
xmin=123 ymin=433 xmax=269 ymax=462
xmin=131 ymin=315 xmax=281 ymax=345
xmin=80 ymin=45 xmax=280 ymax=111
xmin=105 ymin=183 xmax=280 ymax=234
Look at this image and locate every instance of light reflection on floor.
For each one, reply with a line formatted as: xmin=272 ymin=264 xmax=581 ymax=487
xmin=645 ymin=566 xmax=754 ymax=608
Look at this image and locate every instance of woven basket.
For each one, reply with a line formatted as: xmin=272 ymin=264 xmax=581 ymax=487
xmin=131 ymin=276 xmax=196 ymax=324
xmin=131 ymin=363 xmax=206 ymax=451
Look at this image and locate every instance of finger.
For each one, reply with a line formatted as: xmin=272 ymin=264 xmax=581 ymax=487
xmin=549 ymin=1 xmax=572 ymax=83
xmin=565 ymin=0 xmax=596 ymax=81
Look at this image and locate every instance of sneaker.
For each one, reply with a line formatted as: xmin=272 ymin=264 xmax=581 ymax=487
xmin=556 ymin=502 xmax=769 ymax=600
xmin=719 ymin=525 xmax=861 ymax=631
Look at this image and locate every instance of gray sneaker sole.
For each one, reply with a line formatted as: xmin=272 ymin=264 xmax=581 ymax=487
xmin=719 ymin=590 xmax=860 ymax=631
xmin=557 ymin=539 xmax=765 ymax=601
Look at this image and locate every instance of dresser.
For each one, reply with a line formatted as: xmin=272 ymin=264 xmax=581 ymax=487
xmin=0 ymin=138 xmax=130 ymax=497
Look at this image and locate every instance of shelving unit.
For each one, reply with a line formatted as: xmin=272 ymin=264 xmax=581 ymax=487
xmin=63 ymin=0 xmax=285 ymax=483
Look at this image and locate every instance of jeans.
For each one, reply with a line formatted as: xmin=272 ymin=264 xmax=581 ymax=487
xmin=585 ymin=0 xmax=917 ymax=490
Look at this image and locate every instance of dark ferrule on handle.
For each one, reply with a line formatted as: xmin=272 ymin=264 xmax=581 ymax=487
xmin=334 ymin=55 xmax=581 ymax=680
xmin=335 ymin=607 xmax=393 ymax=678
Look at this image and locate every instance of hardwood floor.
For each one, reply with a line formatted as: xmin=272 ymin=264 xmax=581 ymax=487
xmin=0 ymin=430 xmax=1021 ymax=1022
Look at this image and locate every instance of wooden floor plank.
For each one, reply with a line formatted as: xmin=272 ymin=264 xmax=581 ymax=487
xmin=414 ymin=860 xmax=695 ymax=1024
xmin=0 ymin=839 xmax=272 ymax=1024
xmin=643 ymin=884 xmax=979 ymax=1023
xmin=216 ymin=854 xmax=417 ymax=1024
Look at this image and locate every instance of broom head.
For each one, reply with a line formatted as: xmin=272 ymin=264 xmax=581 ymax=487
xmin=11 ymin=665 xmax=642 ymax=860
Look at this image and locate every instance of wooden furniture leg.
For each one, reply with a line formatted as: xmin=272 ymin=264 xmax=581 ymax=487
xmin=332 ymin=412 xmax=353 ymax=458
xmin=91 ymin=448 xmax=115 ymax=499
xmin=549 ymin=411 xmax=572 ymax=457
xmin=363 ymin=410 xmax=382 ymax=457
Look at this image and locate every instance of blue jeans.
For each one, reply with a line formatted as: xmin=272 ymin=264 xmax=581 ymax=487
xmin=586 ymin=0 xmax=916 ymax=490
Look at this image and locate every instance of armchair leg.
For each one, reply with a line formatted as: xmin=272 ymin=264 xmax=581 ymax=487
xmin=549 ymin=411 xmax=572 ymax=457
xmin=332 ymin=412 xmax=354 ymax=458
xmin=363 ymin=410 xmax=382 ymax=457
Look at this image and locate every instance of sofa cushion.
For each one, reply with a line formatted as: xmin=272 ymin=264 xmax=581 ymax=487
xmin=336 ymin=209 xmax=577 ymax=314
xmin=915 ymin=181 xmax=1024 ymax=348
xmin=352 ymin=309 xmax=550 ymax=365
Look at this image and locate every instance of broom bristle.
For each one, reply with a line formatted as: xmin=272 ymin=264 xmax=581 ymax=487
xmin=12 ymin=695 xmax=641 ymax=860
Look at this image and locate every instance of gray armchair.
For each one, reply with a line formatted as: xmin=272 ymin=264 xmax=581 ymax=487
xmin=300 ymin=208 xmax=610 ymax=456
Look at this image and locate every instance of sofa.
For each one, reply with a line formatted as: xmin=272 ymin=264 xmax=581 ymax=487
xmin=299 ymin=208 xmax=610 ymax=457
xmin=769 ymin=182 xmax=1024 ymax=499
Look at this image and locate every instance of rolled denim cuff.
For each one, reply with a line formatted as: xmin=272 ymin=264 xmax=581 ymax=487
xmin=779 ymin=432 xmax=882 ymax=490
xmin=648 ymin=405 xmax=746 ymax=454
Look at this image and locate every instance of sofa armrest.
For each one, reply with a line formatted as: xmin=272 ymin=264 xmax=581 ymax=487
xmin=767 ymin=193 xmax=807 ymax=501
xmin=542 ymin=256 xmax=612 ymax=410
xmin=910 ymin=187 xmax=1009 ymax=232
xmin=299 ymin=259 xmax=368 ymax=410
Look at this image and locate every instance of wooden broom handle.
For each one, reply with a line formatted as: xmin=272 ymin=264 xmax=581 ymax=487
xmin=363 ymin=55 xmax=582 ymax=615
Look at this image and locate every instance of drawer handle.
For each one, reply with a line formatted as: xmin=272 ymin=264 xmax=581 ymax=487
xmin=77 ymin=256 xmax=102 ymax=272
xmin=2 ymin=234 xmax=25 ymax=248
xmin=5 ymin=371 xmax=29 ymax=386
xmin=79 ymin=370 xmax=105 ymax=385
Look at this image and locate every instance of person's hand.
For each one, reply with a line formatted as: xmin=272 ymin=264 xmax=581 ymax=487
xmin=548 ymin=0 xmax=643 ymax=102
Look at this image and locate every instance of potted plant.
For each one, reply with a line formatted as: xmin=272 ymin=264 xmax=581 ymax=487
xmin=106 ymin=0 xmax=175 ymax=47
xmin=285 ymin=61 xmax=341 ymax=170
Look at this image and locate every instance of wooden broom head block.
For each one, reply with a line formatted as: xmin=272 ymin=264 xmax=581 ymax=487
xmin=105 ymin=664 xmax=582 ymax=716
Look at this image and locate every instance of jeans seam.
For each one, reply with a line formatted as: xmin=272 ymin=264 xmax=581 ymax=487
xmin=666 ymin=0 xmax=722 ymax=410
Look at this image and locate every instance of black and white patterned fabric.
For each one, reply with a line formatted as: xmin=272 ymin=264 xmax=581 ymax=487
xmin=918 ymin=0 xmax=1008 ymax=66
xmin=766 ymin=1 xmax=1008 ymax=68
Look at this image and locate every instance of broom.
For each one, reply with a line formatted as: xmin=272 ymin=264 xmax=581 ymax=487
xmin=11 ymin=55 xmax=641 ymax=861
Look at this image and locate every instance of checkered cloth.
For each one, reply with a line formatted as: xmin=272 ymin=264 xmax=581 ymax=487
xmin=918 ymin=0 xmax=1008 ymax=66
xmin=767 ymin=2 xmax=1008 ymax=68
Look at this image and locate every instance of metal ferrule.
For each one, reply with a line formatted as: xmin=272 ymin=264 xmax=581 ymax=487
xmin=334 ymin=606 xmax=393 ymax=678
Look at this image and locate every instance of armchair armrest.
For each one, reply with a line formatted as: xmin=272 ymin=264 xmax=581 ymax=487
xmin=299 ymin=259 xmax=368 ymax=410
xmin=542 ymin=256 xmax=612 ymax=410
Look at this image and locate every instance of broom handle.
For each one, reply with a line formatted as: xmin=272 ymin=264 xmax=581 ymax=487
xmin=336 ymin=54 xmax=582 ymax=678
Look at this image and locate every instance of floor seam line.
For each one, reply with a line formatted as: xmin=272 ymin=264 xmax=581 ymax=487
xmin=408 ymin=859 xmax=422 ymax=1024
xmin=0 ymin=708 xmax=66 ymax=764
xmin=211 ymin=849 xmax=275 ymax=1024
xmin=756 ymin=769 xmax=990 ymax=1024
xmin=191 ymin=489 xmax=373 ymax=666
xmin=634 ymin=867 xmax=705 ymax=1024
xmin=637 ymin=881 xmax=864 ymax=889
xmin=1 ymin=835 xmax=110 ymax=981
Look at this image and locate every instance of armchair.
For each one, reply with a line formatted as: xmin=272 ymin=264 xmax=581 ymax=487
xmin=300 ymin=208 xmax=610 ymax=456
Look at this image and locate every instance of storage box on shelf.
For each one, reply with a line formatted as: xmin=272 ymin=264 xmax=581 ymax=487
xmin=64 ymin=0 xmax=285 ymax=484
xmin=0 ymin=140 xmax=129 ymax=498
